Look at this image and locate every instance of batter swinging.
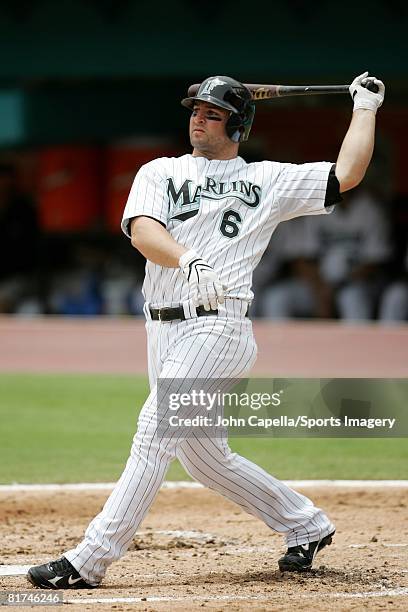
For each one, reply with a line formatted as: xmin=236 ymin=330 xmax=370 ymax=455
xmin=28 ymin=72 xmax=385 ymax=589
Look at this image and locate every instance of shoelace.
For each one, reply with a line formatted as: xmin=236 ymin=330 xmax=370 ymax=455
xmin=50 ymin=558 xmax=72 ymax=575
xmin=287 ymin=544 xmax=312 ymax=558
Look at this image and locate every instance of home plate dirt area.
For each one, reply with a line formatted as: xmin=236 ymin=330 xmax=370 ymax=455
xmin=1 ymin=485 xmax=407 ymax=611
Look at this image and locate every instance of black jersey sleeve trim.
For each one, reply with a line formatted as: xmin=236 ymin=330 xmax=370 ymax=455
xmin=324 ymin=164 xmax=343 ymax=208
xmin=125 ymin=214 xmax=167 ymax=235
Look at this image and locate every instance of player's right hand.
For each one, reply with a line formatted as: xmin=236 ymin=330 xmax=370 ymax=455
xmin=179 ymin=249 xmax=227 ymax=311
xmin=349 ymin=71 xmax=385 ymax=113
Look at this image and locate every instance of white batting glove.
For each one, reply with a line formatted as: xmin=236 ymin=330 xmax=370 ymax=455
xmin=179 ymin=249 xmax=226 ymax=311
xmin=349 ymin=71 xmax=385 ymax=114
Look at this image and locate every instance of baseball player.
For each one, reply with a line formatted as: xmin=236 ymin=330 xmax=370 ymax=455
xmin=28 ymin=72 xmax=384 ymax=589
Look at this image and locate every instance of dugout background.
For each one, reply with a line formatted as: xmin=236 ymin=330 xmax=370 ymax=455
xmin=0 ymin=0 xmax=407 ymax=316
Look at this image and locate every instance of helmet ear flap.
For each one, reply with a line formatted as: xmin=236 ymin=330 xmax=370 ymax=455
xmin=225 ymin=112 xmax=241 ymax=142
xmin=226 ymin=101 xmax=255 ymax=142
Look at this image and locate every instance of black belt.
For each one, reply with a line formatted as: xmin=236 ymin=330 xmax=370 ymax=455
xmin=149 ymin=304 xmax=249 ymax=322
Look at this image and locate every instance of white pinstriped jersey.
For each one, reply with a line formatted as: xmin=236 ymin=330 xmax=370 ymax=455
xmin=121 ymin=154 xmax=334 ymax=305
xmin=65 ymin=152 xmax=336 ymax=583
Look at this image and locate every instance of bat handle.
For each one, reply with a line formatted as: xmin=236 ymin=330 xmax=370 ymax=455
xmin=363 ymin=81 xmax=379 ymax=94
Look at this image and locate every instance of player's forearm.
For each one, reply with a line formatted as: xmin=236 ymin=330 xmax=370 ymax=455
xmin=335 ymin=109 xmax=376 ymax=193
xmin=130 ymin=216 xmax=187 ymax=267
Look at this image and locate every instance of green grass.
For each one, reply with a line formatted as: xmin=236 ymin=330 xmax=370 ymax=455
xmin=0 ymin=373 xmax=407 ymax=483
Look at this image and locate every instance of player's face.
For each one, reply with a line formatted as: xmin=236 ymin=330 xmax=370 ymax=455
xmin=190 ymin=102 xmax=237 ymax=159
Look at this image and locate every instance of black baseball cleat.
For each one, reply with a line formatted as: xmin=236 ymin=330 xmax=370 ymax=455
xmin=27 ymin=556 xmax=96 ymax=590
xmin=278 ymin=531 xmax=335 ymax=572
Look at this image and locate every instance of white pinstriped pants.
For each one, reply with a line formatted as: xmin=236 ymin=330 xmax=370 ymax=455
xmin=65 ymin=308 xmax=334 ymax=585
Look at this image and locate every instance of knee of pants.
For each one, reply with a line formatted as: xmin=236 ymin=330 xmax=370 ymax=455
xmin=176 ymin=437 xmax=236 ymax=473
xmin=130 ymin=427 xmax=178 ymax=463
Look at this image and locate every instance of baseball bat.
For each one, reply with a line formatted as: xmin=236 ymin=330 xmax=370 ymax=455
xmin=187 ymin=81 xmax=379 ymax=100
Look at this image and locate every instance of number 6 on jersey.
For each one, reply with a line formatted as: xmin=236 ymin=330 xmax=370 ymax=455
xmin=220 ymin=209 xmax=242 ymax=238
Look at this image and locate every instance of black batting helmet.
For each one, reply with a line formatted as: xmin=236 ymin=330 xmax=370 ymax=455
xmin=181 ymin=76 xmax=255 ymax=143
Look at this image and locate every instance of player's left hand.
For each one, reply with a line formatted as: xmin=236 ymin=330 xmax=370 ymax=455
xmin=349 ymin=71 xmax=385 ymax=113
xmin=179 ymin=249 xmax=227 ymax=311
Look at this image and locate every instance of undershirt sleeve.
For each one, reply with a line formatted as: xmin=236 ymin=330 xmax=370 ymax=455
xmin=324 ymin=164 xmax=343 ymax=208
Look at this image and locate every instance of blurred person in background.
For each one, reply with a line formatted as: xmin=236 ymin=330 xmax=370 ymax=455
xmin=257 ymin=187 xmax=391 ymax=321
xmin=49 ymin=243 xmax=104 ymax=316
xmin=378 ymin=194 xmax=408 ymax=322
xmin=254 ymin=216 xmax=332 ymax=318
xmin=379 ymin=247 xmax=408 ymax=322
xmin=100 ymin=261 xmax=144 ymax=316
xmin=313 ymin=187 xmax=391 ymax=320
xmin=0 ymin=163 xmax=42 ymax=314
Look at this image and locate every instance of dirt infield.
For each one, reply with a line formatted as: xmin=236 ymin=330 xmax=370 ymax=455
xmin=1 ymin=486 xmax=407 ymax=610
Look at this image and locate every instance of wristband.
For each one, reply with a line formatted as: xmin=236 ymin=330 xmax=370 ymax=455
xmin=179 ymin=249 xmax=198 ymax=269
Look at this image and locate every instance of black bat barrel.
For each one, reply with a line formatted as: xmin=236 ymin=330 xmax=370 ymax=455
xmin=277 ymin=82 xmax=379 ymax=97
